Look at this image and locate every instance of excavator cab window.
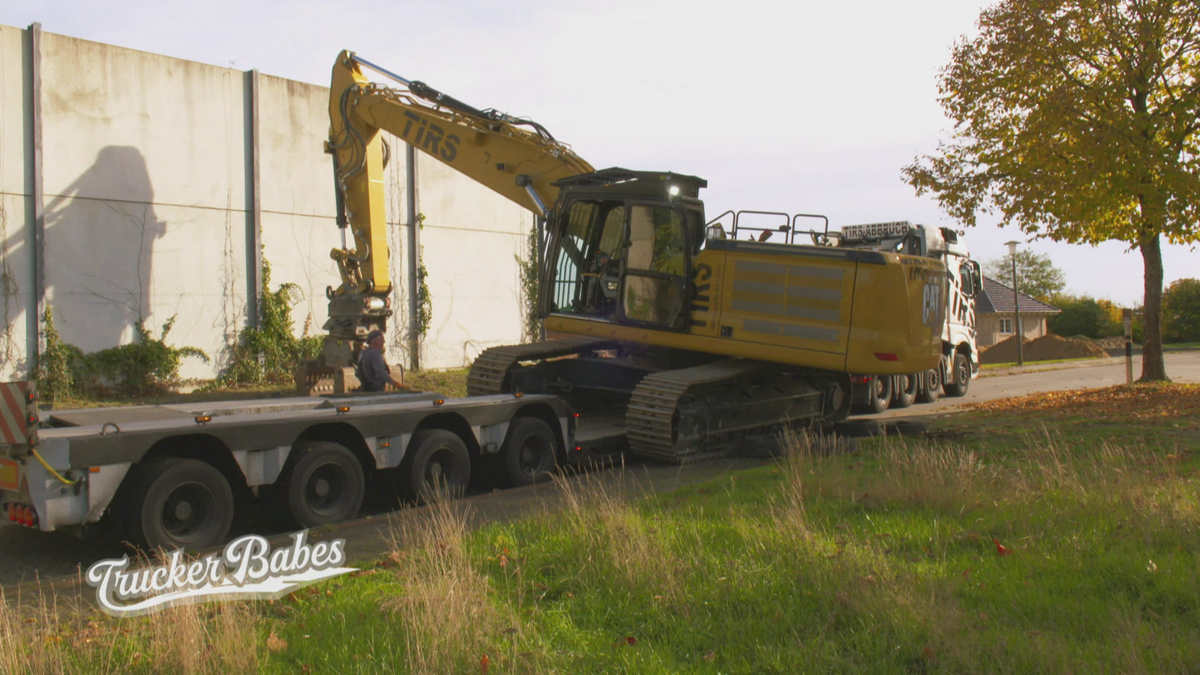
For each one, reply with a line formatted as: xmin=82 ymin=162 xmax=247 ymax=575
xmin=546 ymin=198 xmax=691 ymax=331
xmin=620 ymin=205 xmax=690 ymax=330
xmin=549 ymin=200 xmax=625 ymax=319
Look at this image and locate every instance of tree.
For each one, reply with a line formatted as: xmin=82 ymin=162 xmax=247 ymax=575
xmin=903 ymin=0 xmax=1200 ymax=382
xmin=1163 ymin=278 xmax=1200 ymax=342
xmin=1047 ymin=294 xmax=1123 ymax=338
xmin=983 ymin=249 xmax=1067 ymax=300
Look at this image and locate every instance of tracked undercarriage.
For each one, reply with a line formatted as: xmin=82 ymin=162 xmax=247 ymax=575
xmin=468 ymin=338 xmax=851 ymax=464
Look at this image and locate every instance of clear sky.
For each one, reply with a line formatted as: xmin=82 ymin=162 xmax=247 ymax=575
xmin=3 ymin=0 xmax=1195 ymax=305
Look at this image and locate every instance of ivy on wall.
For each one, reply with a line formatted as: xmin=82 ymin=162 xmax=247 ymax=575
xmin=211 ymin=256 xmax=322 ymax=387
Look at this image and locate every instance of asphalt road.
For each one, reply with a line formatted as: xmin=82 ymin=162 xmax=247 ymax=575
xmin=867 ymin=351 xmax=1200 ymax=420
xmin=4 ymin=351 xmax=1197 ymax=596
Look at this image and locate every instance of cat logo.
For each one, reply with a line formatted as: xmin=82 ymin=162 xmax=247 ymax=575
xmin=922 ymin=282 xmax=943 ymax=328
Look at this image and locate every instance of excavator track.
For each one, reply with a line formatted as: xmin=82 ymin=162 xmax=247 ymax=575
xmin=467 ymin=337 xmax=620 ymax=396
xmin=625 ymin=360 xmax=763 ymax=464
xmin=626 ymin=360 xmax=844 ymax=464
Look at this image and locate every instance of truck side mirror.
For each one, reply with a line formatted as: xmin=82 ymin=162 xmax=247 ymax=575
xmin=961 ymin=261 xmax=982 ymax=298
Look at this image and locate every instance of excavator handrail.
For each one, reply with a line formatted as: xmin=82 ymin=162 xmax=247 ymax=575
xmin=705 ymin=210 xmax=830 ymax=245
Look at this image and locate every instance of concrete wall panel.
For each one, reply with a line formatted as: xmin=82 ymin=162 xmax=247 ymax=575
xmin=0 ymin=24 xmax=531 ymax=381
xmin=43 ymin=199 xmax=245 ymax=380
xmin=40 ymin=33 xmax=249 ymax=210
xmin=416 ymin=156 xmax=533 ymax=369
xmin=0 ymin=193 xmax=31 ymax=380
xmin=256 ymin=74 xmax=333 ymax=218
xmin=259 ymin=210 xmax=340 ymax=340
xmin=0 ymin=25 xmax=31 ymax=379
xmin=0 ymin=25 xmax=29 ymax=196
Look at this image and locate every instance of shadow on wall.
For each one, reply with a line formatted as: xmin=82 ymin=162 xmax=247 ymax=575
xmin=41 ymin=146 xmax=167 ymax=350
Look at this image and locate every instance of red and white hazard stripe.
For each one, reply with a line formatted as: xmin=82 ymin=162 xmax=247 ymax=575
xmin=0 ymin=381 xmax=33 ymax=445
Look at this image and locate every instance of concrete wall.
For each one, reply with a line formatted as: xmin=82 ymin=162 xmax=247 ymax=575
xmin=0 ymin=23 xmax=531 ymax=381
xmin=0 ymin=25 xmax=34 ymax=380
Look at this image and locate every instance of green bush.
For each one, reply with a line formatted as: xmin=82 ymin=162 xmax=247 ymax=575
xmin=214 ymin=258 xmax=323 ymax=387
xmin=33 ymin=308 xmax=83 ymax=402
xmin=1047 ymin=295 xmax=1124 ymax=339
xmin=1163 ymin=278 xmax=1200 ymax=343
xmin=35 ymin=307 xmax=208 ymax=401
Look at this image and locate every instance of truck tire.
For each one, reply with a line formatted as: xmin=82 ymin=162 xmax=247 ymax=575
xmin=891 ymin=374 xmax=917 ymax=408
xmin=271 ymin=441 xmax=365 ymax=528
xmin=916 ymin=369 xmax=941 ymax=403
xmin=126 ymin=457 xmax=234 ymax=551
xmin=398 ymin=429 xmax=471 ymax=504
xmin=944 ymin=352 xmax=971 ymax=398
xmin=502 ymin=417 xmax=558 ymax=487
xmin=865 ymin=375 xmax=892 ymax=414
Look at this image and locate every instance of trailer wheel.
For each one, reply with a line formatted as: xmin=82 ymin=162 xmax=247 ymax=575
xmin=944 ymin=352 xmax=971 ymax=398
xmin=127 ymin=457 xmax=234 ymax=551
xmin=916 ymin=369 xmax=941 ymax=403
xmin=398 ymin=430 xmax=471 ymax=504
xmin=865 ymin=375 xmax=892 ymax=414
xmin=273 ymin=441 xmax=365 ymax=528
xmin=502 ymin=417 xmax=558 ymax=487
xmin=891 ymin=374 xmax=917 ymax=408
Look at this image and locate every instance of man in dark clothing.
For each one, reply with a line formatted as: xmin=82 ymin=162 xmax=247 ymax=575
xmin=356 ymin=329 xmax=401 ymax=392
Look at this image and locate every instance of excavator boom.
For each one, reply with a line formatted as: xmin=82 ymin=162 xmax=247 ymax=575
xmin=310 ymin=51 xmax=592 ymax=383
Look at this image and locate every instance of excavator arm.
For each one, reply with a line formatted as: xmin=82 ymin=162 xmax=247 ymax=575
xmin=318 ymin=50 xmax=592 ymax=374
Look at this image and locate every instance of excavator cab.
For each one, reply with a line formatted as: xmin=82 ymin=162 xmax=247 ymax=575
xmin=541 ymin=169 xmax=706 ymax=332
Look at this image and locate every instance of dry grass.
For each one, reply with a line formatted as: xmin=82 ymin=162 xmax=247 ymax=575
xmin=550 ymin=464 xmax=684 ymax=601
xmin=0 ymin=584 xmax=261 ymax=675
xmin=384 ymin=495 xmax=535 ymax=674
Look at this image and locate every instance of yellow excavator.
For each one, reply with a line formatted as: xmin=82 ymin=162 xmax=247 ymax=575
xmin=305 ymin=50 xmax=947 ymax=463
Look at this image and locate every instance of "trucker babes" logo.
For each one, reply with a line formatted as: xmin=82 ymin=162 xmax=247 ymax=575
xmin=85 ymin=531 xmax=355 ymax=617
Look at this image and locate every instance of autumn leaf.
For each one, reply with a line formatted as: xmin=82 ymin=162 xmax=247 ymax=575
xmin=993 ymin=538 xmax=1011 ymax=556
xmin=481 ymin=654 xmax=490 ymax=675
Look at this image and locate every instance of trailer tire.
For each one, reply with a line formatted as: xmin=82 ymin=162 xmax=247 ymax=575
xmin=272 ymin=441 xmax=365 ymax=528
xmin=127 ymin=457 xmax=234 ymax=551
xmin=891 ymin=374 xmax=917 ymax=408
xmin=398 ymin=430 xmax=471 ymax=504
xmin=944 ymin=352 xmax=971 ymax=398
xmin=502 ymin=417 xmax=558 ymax=487
xmin=916 ymin=369 xmax=941 ymax=403
xmin=865 ymin=375 xmax=892 ymax=414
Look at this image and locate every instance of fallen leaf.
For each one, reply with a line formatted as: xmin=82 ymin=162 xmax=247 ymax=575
xmin=993 ymin=537 xmax=1011 ymax=556
xmin=481 ymin=654 xmax=490 ymax=675
xmin=703 ymin=650 xmax=716 ymax=662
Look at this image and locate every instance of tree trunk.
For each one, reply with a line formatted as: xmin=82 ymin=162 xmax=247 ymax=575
xmin=1138 ymin=233 xmax=1169 ymax=382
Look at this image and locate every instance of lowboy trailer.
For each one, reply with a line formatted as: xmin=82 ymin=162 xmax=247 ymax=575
xmin=0 ymin=383 xmax=591 ymax=550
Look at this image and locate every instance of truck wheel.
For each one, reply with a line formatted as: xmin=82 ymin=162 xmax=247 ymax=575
xmin=398 ymin=430 xmax=471 ymax=504
xmin=127 ymin=457 xmax=234 ymax=551
xmin=502 ymin=417 xmax=558 ymax=487
xmin=866 ymin=375 xmax=892 ymax=414
xmin=891 ymin=374 xmax=917 ymax=408
xmin=944 ymin=353 xmax=971 ymax=397
xmin=916 ymin=369 xmax=941 ymax=403
xmin=274 ymin=441 xmax=365 ymax=528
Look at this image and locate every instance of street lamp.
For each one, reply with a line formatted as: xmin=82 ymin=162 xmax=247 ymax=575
xmin=1005 ymin=240 xmax=1024 ymax=366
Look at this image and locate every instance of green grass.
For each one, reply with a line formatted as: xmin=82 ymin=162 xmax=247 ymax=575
xmin=37 ymin=368 xmax=470 ymax=411
xmin=404 ymin=368 xmax=469 ymax=398
xmin=7 ymin=385 xmax=1200 ymax=673
xmin=1164 ymin=342 xmax=1200 ymax=352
